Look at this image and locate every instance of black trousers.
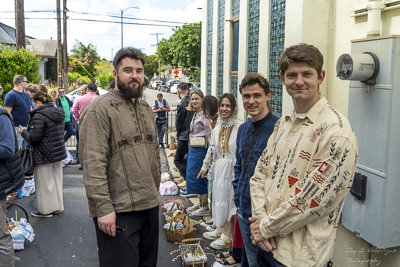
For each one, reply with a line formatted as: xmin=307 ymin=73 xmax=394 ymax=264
xmin=257 ymin=249 xmax=287 ymax=267
xmin=93 ymin=206 xmax=159 ymax=267
xmin=174 ymin=140 xmax=189 ymax=179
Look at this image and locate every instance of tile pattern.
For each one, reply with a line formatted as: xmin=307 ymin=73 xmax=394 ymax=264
xmin=217 ymin=0 xmax=225 ymax=98
xmin=230 ymin=76 xmax=238 ymax=97
xmin=268 ymin=0 xmax=285 ymax=117
xmin=247 ymin=0 xmax=260 ymax=73
xmin=232 ymin=0 xmax=240 ymax=17
xmin=207 ymin=0 xmax=214 ymax=95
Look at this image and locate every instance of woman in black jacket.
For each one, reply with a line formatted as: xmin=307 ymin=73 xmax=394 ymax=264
xmin=19 ymin=91 xmax=66 ymax=218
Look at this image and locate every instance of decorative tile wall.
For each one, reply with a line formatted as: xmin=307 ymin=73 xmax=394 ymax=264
xmin=269 ymin=0 xmax=285 ymax=117
xmin=232 ymin=0 xmax=240 ymax=17
xmin=207 ymin=0 xmax=214 ymax=95
xmin=230 ymin=76 xmax=238 ymax=97
xmin=247 ymin=0 xmax=260 ymax=73
xmin=217 ymin=0 xmax=225 ymax=98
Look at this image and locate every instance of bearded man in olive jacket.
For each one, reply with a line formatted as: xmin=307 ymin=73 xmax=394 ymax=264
xmin=79 ymin=48 xmax=161 ymax=267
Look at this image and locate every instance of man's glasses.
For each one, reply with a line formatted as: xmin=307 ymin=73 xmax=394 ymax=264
xmin=59 ymin=91 xmax=65 ymax=93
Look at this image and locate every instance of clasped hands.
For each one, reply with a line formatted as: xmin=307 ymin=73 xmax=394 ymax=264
xmin=249 ymin=216 xmax=277 ymax=252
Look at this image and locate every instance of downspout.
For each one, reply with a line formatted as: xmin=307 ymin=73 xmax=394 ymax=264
xmin=366 ymin=0 xmax=386 ymax=37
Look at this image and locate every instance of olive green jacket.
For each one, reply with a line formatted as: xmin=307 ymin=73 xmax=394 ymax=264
xmin=79 ymin=89 xmax=161 ymax=218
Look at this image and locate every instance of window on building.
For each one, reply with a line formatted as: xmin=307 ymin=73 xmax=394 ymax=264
xmin=231 ymin=19 xmax=239 ymax=73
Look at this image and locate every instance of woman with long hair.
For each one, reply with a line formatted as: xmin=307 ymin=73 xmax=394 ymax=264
xmin=19 ymin=91 xmax=66 ymax=217
xmin=185 ymin=90 xmax=213 ymax=216
xmin=198 ymin=93 xmax=243 ymax=254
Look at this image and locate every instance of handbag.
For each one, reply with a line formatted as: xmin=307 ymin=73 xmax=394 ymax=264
xmin=21 ymin=144 xmax=34 ymax=176
xmin=190 ymin=136 xmax=206 ymax=147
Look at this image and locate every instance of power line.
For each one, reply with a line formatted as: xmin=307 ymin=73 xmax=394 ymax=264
xmin=0 ymin=9 xmax=199 ymax=25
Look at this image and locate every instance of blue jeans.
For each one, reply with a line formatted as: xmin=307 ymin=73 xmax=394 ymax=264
xmin=237 ymin=213 xmax=258 ymax=267
xmin=64 ymin=121 xmax=74 ymax=143
xmin=257 ymin=249 xmax=287 ymax=267
xmin=156 ymin=119 xmax=167 ymax=144
xmin=14 ymin=127 xmax=27 ymax=151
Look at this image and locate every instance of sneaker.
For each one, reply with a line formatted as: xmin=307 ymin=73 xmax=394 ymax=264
xmin=203 ymin=229 xmax=221 ymax=240
xmin=206 ymin=224 xmax=217 ymax=231
xmin=69 ymin=159 xmax=79 ymax=165
xmin=187 ymin=204 xmax=201 ymax=212
xmin=177 ymin=181 xmax=186 ymax=188
xmin=52 ymin=211 xmax=62 ymax=215
xmin=210 ymin=238 xmax=232 ymax=250
xmin=180 ymin=188 xmax=196 ymax=198
xmin=191 ymin=207 xmax=211 ymax=217
xmin=31 ymin=211 xmax=53 ymax=218
xmin=174 ymin=177 xmax=184 ymax=182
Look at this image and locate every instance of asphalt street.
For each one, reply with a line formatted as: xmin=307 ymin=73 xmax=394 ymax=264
xmin=7 ymin=150 xmax=217 ymax=267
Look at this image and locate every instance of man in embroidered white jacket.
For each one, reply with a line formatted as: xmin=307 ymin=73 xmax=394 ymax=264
xmin=249 ymin=43 xmax=358 ymax=267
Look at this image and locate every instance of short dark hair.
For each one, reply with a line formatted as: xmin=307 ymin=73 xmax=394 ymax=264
xmin=143 ymin=77 xmax=149 ymax=87
xmin=177 ymin=82 xmax=188 ymax=92
xmin=278 ymin=43 xmax=324 ymax=76
xmin=13 ymin=75 xmax=25 ymax=85
xmin=58 ymin=87 xmax=65 ymax=92
xmin=239 ymin=73 xmax=271 ymax=96
xmin=109 ymin=80 xmax=115 ymax=89
xmin=239 ymin=73 xmax=272 ymax=112
xmin=87 ymin=83 xmax=97 ymax=92
xmin=113 ymin=47 xmax=146 ymax=70
xmin=157 ymin=93 xmax=163 ymax=98
xmin=38 ymin=84 xmax=47 ymax=94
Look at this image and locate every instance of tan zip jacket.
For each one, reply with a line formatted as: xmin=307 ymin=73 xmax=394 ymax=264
xmin=79 ymin=89 xmax=161 ymax=218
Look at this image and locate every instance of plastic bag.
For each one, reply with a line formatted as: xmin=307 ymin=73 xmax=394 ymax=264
xmin=21 ymin=178 xmax=35 ymax=197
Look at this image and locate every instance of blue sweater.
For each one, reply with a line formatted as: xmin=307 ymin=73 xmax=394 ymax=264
xmin=233 ymin=112 xmax=278 ymax=219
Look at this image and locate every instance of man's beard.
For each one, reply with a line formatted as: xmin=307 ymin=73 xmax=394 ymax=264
xmin=117 ymin=76 xmax=143 ymax=100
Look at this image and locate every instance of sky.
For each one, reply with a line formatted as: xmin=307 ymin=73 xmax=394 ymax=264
xmin=1 ymin=0 xmax=202 ymax=60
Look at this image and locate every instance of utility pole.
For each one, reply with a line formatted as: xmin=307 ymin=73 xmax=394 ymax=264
xmin=14 ymin=0 xmax=26 ymax=49
xmin=63 ymin=0 xmax=68 ymax=91
xmin=150 ymin=33 xmax=163 ymax=80
xmin=57 ymin=0 xmax=62 ymax=87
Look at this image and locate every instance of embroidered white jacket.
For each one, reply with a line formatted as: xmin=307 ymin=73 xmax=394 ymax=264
xmin=250 ymin=97 xmax=358 ymax=267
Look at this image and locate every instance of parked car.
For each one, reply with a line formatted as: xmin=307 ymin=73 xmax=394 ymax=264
xmin=150 ymin=80 xmax=161 ymax=89
xmin=165 ymin=80 xmax=181 ymax=92
xmin=66 ymin=87 xmax=109 ymax=102
xmin=170 ymin=82 xmax=194 ymax=94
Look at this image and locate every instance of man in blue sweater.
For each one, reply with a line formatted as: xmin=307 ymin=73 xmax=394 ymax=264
xmin=233 ymin=74 xmax=278 ymax=266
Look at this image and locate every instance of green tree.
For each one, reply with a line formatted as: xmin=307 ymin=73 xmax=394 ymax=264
xmin=144 ymin=54 xmax=159 ymax=78
xmin=70 ymin=39 xmax=100 ymax=81
xmin=157 ymin=22 xmax=201 ymax=70
xmin=0 ymin=44 xmax=41 ymax=105
xmin=95 ymin=60 xmax=114 ymax=89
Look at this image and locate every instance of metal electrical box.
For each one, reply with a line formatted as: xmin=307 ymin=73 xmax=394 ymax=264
xmin=341 ymin=36 xmax=400 ymax=248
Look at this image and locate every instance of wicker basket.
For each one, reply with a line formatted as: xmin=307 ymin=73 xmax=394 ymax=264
xmin=180 ymin=238 xmax=207 ymax=267
xmin=163 ymin=213 xmax=197 ymax=243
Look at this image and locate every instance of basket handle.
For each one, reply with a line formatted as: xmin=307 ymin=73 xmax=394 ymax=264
xmin=174 ymin=213 xmax=192 ymax=226
xmin=6 ymin=202 xmax=29 ymax=222
xmin=181 ymin=238 xmax=206 ymax=251
xmin=162 ymin=199 xmax=187 ymax=214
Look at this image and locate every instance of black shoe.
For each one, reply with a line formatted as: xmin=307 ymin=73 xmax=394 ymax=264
xmin=31 ymin=211 xmax=53 ymax=218
xmin=52 ymin=211 xmax=62 ymax=215
xmin=78 ymin=166 xmax=83 ymax=170
xmin=70 ymin=159 xmax=79 ymax=165
xmin=160 ymin=143 xmax=165 ymax=148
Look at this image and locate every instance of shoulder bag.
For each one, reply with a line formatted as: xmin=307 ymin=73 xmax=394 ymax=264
xmin=21 ymin=143 xmax=34 ymax=176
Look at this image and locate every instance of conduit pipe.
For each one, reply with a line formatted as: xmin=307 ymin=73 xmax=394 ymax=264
xmin=366 ymin=0 xmax=385 ymax=37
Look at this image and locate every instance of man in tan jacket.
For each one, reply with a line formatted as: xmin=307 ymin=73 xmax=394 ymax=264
xmin=249 ymin=44 xmax=358 ymax=267
xmin=79 ymin=48 xmax=161 ymax=267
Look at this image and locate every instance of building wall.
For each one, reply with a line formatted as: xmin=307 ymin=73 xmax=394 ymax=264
xmin=202 ymin=0 xmax=400 ymax=265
